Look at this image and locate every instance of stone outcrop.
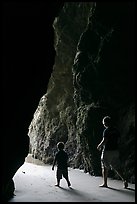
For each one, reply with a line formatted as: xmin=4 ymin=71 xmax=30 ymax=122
xmin=29 ymin=2 xmax=135 ymax=184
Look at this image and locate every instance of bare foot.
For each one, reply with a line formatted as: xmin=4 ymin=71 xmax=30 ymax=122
xmin=55 ymin=184 xmax=60 ymax=187
xmin=99 ymin=184 xmax=108 ymax=188
xmin=123 ymin=180 xmax=128 ymax=188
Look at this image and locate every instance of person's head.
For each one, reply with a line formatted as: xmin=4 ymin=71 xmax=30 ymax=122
xmin=57 ymin=142 xmax=64 ymax=150
xmin=102 ymin=116 xmax=112 ymax=127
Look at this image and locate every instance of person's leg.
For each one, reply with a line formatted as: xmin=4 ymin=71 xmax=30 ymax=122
xmin=110 ymin=151 xmax=128 ymax=188
xmin=100 ymin=150 xmax=108 ymax=187
xmin=63 ymin=169 xmax=71 ymax=187
xmin=66 ymin=179 xmax=71 ymax=187
xmin=111 ymin=166 xmax=128 ymax=188
xmin=99 ymin=167 xmax=108 ymax=187
xmin=55 ymin=178 xmax=60 ymax=186
xmin=55 ymin=169 xmax=61 ymax=186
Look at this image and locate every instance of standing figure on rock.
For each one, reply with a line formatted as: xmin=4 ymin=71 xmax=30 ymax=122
xmin=97 ymin=116 xmax=128 ymax=188
xmin=52 ymin=142 xmax=71 ymax=187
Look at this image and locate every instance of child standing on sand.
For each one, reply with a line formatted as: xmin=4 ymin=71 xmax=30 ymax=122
xmin=52 ymin=142 xmax=71 ymax=187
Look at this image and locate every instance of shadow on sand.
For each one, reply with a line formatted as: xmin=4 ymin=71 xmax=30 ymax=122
xmin=56 ymin=186 xmax=98 ymax=202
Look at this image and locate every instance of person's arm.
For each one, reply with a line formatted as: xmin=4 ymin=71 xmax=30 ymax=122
xmin=97 ymin=137 xmax=108 ymax=151
xmin=52 ymin=155 xmax=57 ymax=170
xmin=97 ymin=128 xmax=108 ymax=151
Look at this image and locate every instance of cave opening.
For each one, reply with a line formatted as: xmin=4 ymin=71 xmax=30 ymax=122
xmin=2 ymin=2 xmax=135 ymax=202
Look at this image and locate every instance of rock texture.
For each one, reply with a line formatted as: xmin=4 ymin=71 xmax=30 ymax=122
xmin=29 ymin=2 xmax=135 ymax=184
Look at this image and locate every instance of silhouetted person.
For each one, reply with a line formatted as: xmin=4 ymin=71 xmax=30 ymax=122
xmin=52 ymin=142 xmax=71 ymax=187
xmin=97 ymin=116 xmax=128 ymax=188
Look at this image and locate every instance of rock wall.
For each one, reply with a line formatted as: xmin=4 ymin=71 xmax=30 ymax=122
xmin=29 ymin=2 xmax=93 ymax=166
xmin=29 ymin=2 xmax=135 ymax=183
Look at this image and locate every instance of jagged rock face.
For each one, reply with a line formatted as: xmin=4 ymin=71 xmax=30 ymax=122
xmin=29 ymin=2 xmax=135 ymax=183
xmin=72 ymin=2 xmax=135 ymax=179
xmin=29 ymin=2 xmax=93 ymax=165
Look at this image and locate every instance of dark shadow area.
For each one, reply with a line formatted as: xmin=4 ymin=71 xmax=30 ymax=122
xmin=2 ymin=2 xmax=64 ymax=201
xmin=57 ymin=186 xmax=97 ymax=202
xmin=107 ymin=186 xmax=135 ymax=196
